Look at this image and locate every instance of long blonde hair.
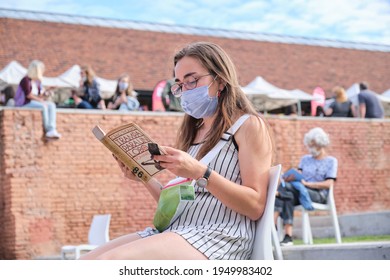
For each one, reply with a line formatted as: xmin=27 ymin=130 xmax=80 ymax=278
xmin=27 ymin=60 xmax=45 ymax=81
xmin=81 ymin=65 xmax=96 ymax=85
xmin=173 ymin=42 xmax=271 ymax=159
xmin=332 ymin=86 xmax=348 ymax=103
xmin=115 ymin=73 xmax=134 ymax=97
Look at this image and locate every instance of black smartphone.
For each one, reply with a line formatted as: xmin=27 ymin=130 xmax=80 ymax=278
xmin=148 ymin=143 xmax=162 ymax=156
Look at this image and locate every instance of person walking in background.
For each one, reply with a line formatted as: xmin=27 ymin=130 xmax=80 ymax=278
xmin=14 ymin=60 xmax=61 ymax=139
xmin=358 ymin=82 xmax=384 ymax=118
xmin=325 ymin=86 xmax=355 ymax=117
xmin=106 ymin=73 xmax=140 ymax=111
xmin=80 ymin=41 xmax=274 ymax=260
xmin=274 ymin=127 xmax=337 ymax=246
xmin=72 ymin=65 xmax=106 ymax=109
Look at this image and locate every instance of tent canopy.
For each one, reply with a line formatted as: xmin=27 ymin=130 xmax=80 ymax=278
xmin=0 ymin=61 xmax=117 ymax=97
xmin=0 ymin=61 xmax=27 ymax=87
xmin=241 ymin=76 xmax=320 ymax=113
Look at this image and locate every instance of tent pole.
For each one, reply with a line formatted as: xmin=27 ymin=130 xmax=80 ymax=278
xmin=297 ymin=101 xmax=302 ymax=116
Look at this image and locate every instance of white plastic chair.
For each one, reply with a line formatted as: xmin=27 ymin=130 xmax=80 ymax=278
xmin=61 ymin=214 xmax=111 ymax=260
xmin=251 ymin=164 xmax=283 ymax=260
xmin=294 ymin=185 xmax=342 ymax=244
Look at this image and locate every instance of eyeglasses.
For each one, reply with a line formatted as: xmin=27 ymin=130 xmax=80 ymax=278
xmin=171 ymin=73 xmax=213 ymax=97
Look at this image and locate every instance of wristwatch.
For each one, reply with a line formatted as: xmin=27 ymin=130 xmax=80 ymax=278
xmin=196 ymin=166 xmax=212 ymax=188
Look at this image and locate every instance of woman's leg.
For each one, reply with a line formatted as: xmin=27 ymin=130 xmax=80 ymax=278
xmin=80 ymin=232 xmax=142 ymax=260
xmin=77 ymin=100 xmax=93 ymax=109
xmin=95 ymin=232 xmax=207 ymax=260
xmin=45 ymin=101 xmax=57 ymax=132
xmin=24 ymin=100 xmax=49 ymax=132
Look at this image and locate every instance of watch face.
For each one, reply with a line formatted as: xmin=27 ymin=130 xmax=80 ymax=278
xmin=196 ymin=177 xmax=208 ymax=188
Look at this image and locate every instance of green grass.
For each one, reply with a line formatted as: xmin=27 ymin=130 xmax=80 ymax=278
xmin=293 ymin=235 xmax=390 ymax=245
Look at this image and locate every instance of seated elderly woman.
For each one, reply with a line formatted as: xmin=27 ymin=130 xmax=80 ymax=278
xmin=274 ymin=127 xmax=338 ymax=246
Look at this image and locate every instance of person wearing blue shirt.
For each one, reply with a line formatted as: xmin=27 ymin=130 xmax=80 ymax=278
xmin=275 ymin=127 xmax=338 ymax=246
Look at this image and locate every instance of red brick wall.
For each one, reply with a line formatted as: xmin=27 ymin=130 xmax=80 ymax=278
xmin=0 ymin=108 xmax=389 ymax=259
xmin=1 ymin=18 xmax=389 ymax=96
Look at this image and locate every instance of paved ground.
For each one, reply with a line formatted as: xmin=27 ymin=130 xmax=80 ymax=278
xmin=279 ymin=241 xmax=390 ymax=260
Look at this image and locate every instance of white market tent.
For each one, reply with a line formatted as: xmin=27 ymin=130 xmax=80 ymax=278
xmin=382 ymin=89 xmax=390 ymax=98
xmin=0 ymin=61 xmax=27 ymax=89
xmin=378 ymin=89 xmax=390 ymax=103
xmin=241 ymin=76 xmax=320 ymax=115
xmin=0 ymin=61 xmax=117 ymax=97
xmin=378 ymin=89 xmax=390 ymax=117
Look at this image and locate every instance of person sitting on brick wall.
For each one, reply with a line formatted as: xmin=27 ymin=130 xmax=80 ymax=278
xmin=14 ymin=60 xmax=61 ymax=139
xmin=106 ymin=73 xmax=140 ymax=111
xmin=358 ymin=82 xmax=384 ymax=118
xmin=325 ymin=86 xmax=355 ymax=117
xmin=72 ymin=65 xmax=106 ymax=110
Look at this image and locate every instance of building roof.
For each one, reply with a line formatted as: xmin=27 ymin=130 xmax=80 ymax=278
xmin=1 ymin=7 xmax=389 ymax=98
xmin=1 ymin=7 xmax=389 ymax=53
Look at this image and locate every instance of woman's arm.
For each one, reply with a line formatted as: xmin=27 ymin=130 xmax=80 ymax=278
xmin=112 ymin=92 xmax=127 ymax=109
xmin=99 ymin=99 xmax=106 ymax=110
xmin=114 ymin=155 xmax=162 ymax=202
xmin=155 ymin=115 xmax=273 ymax=221
xmin=325 ymin=102 xmax=335 ymax=116
xmin=350 ymin=103 xmax=356 ymax=117
xmin=324 ymin=107 xmax=333 ymax=116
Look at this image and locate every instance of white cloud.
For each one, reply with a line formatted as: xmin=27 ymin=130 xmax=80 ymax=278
xmin=0 ymin=0 xmax=389 ymax=45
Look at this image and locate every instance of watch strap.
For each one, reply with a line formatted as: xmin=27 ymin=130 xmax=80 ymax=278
xmin=203 ymin=166 xmax=212 ymax=180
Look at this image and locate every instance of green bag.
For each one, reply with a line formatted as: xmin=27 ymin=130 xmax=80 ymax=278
xmin=153 ymin=177 xmax=195 ymax=232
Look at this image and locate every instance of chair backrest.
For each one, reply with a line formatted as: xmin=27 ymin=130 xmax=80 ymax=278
xmin=251 ymin=164 xmax=282 ymax=260
xmin=326 ymin=184 xmax=335 ymax=206
xmin=88 ymin=214 xmax=111 ymax=246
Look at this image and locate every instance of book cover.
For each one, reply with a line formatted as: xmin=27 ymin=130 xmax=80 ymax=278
xmin=92 ymin=122 xmax=165 ymax=183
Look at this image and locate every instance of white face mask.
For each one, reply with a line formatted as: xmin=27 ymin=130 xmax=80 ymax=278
xmin=308 ymin=147 xmax=321 ymax=157
xmin=180 ymin=83 xmax=218 ymax=119
xmin=119 ymin=82 xmax=129 ymax=91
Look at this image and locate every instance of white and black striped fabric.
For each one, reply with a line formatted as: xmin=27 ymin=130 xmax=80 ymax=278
xmin=139 ymin=115 xmax=255 ymax=259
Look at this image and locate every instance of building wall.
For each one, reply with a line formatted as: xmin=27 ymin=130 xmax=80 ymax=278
xmin=0 ymin=108 xmax=389 ymax=259
xmin=1 ymin=18 xmax=389 ymax=96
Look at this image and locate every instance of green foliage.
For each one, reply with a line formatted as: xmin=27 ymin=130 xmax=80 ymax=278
xmin=293 ymin=235 xmax=390 ymax=245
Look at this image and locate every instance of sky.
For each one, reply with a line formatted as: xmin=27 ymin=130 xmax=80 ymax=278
xmin=1 ymin=0 xmax=390 ymax=46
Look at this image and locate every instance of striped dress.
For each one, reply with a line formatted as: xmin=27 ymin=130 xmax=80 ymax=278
xmin=138 ymin=133 xmax=256 ymax=260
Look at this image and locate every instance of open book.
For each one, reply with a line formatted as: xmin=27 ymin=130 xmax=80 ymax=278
xmin=92 ymin=123 xmax=166 ymax=183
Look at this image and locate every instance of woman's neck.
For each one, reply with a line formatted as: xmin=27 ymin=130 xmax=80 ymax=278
xmin=195 ymin=116 xmax=215 ymax=142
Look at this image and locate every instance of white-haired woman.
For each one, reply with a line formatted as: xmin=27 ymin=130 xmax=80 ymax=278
xmin=274 ymin=127 xmax=338 ymax=246
xmin=15 ymin=60 xmax=61 ymax=139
